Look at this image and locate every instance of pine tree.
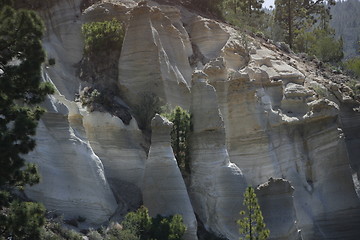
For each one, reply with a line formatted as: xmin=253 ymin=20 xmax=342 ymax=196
xmin=237 ymin=187 xmax=270 ymax=240
xmin=0 ymin=1 xmax=53 ymax=188
xmin=238 ymin=0 xmax=264 ymax=18
xmin=0 ymin=1 xmax=53 ymax=238
xmin=162 ymin=106 xmax=191 ymax=174
xmin=274 ymin=0 xmax=304 ymax=48
xmin=275 ymin=0 xmax=336 ymax=48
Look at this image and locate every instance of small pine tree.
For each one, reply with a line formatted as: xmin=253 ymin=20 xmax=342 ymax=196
xmin=237 ymin=187 xmax=270 ymax=240
xmin=162 ymin=106 xmax=191 ymax=174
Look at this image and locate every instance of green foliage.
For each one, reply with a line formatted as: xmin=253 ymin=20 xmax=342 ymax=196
xmin=122 ymin=206 xmax=152 ymax=239
xmin=0 ymin=1 xmax=54 ymax=188
xmin=82 ymin=18 xmax=124 ymax=56
xmin=191 ymin=0 xmax=224 ymax=16
xmin=223 ymin=0 xmax=267 ymax=33
xmin=132 ymin=92 xmax=163 ymax=131
xmin=294 ymin=28 xmax=344 ymax=63
xmin=0 ymin=200 xmax=46 ymax=240
xmin=41 ymin=221 xmax=83 ymax=240
xmin=162 ymin=106 xmax=191 ymax=174
xmin=237 ymin=187 xmax=269 ymax=240
xmin=79 ymin=87 xmax=101 ymax=109
xmin=345 ymin=57 xmax=360 ymax=78
xmin=223 ymin=0 xmax=263 ymax=16
xmin=275 ymin=0 xmax=336 ymax=48
xmin=0 ymin=2 xmax=53 ymax=239
xmin=121 ymin=206 xmax=186 ymax=240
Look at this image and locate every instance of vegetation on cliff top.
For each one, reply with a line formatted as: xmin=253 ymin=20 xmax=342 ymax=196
xmin=82 ymin=18 xmax=124 ymax=57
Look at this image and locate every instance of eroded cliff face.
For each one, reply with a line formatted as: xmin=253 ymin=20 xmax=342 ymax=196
xmin=24 ymin=0 xmax=360 ymax=239
xmin=143 ymin=114 xmax=197 ymax=240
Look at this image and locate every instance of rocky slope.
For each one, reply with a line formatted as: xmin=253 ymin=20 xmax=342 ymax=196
xmin=23 ymin=0 xmax=360 ymax=239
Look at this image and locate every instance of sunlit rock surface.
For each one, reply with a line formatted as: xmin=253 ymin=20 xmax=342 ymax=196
xmin=25 ymin=112 xmax=117 ymax=225
xmin=143 ymin=114 xmax=197 ymax=240
xmin=82 ymin=111 xmax=146 ymax=212
xmin=118 ymin=2 xmax=192 ymax=108
xmin=21 ymin=0 xmax=360 ymax=238
xmin=189 ymin=71 xmax=247 ymax=240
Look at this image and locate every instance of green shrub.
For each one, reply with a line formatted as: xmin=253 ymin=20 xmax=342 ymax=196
xmin=121 ymin=206 xmax=186 ymax=240
xmin=190 ymin=0 xmax=224 ymax=17
xmin=41 ymin=221 xmax=83 ymax=240
xmin=82 ymin=18 xmax=124 ymax=56
xmin=79 ymin=87 xmax=101 ymax=109
xmin=344 ymin=57 xmax=360 ymax=78
xmin=1 ymin=201 xmax=45 ymax=240
xmin=294 ymin=28 xmax=344 ymax=63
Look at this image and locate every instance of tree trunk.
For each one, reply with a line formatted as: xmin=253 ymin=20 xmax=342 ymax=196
xmin=288 ymin=0 xmax=293 ymax=48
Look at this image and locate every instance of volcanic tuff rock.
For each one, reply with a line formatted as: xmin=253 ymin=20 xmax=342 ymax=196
xmin=118 ymin=3 xmax=192 ymax=108
xmin=256 ymin=178 xmax=301 ymax=240
xmin=189 ymin=71 xmax=247 ymax=240
xmin=25 ymin=111 xmax=117 ymax=225
xmin=143 ymin=114 xmax=197 ymax=240
xmin=22 ymin=0 xmax=360 ymax=239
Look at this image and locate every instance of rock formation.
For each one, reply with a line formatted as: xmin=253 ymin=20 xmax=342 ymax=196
xmin=20 ymin=0 xmax=360 ymax=238
xmin=25 ymin=111 xmax=117 ymax=225
xmin=189 ymin=71 xmax=247 ymax=239
xmin=118 ymin=2 xmax=192 ymax=108
xmin=256 ymin=178 xmax=301 ymax=240
xmin=143 ymin=114 xmax=197 ymax=240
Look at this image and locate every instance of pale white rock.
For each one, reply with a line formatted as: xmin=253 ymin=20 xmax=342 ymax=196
xmin=25 ymin=113 xmax=117 ymax=225
xmin=280 ymin=83 xmax=314 ymax=116
xmin=82 ymin=1 xmax=135 ymax=22
xmin=82 ymin=111 xmax=146 ymax=211
xmin=189 ymin=72 xmax=247 ymax=240
xmin=207 ymin=42 xmax=360 ymax=239
xmin=26 ymin=0 xmax=360 ymax=237
xmin=203 ymin=57 xmax=227 ymax=82
xmin=39 ymin=0 xmax=84 ymax=100
xmin=220 ymin=30 xmax=250 ymax=71
xmin=143 ymin=114 xmax=198 ymax=240
xmin=185 ymin=16 xmax=229 ymax=61
xmin=256 ymin=178 xmax=302 ymax=240
xmin=118 ymin=4 xmax=192 ymax=108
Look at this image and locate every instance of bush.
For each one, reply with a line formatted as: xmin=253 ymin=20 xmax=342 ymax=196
xmin=41 ymin=221 xmax=83 ymax=240
xmin=190 ymin=0 xmax=224 ymax=17
xmin=344 ymin=57 xmax=360 ymax=78
xmin=294 ymin=28 xmax=344 ymax=63
xmin=82 ymin=18 xmax=124 ymax=56
xmin=79 ymin=87 xmax=101 ymax=109
xmin=1 ymin=201 xmax=46 ymax=240
xmin=121 ymin=206 xmax=186 ymax=240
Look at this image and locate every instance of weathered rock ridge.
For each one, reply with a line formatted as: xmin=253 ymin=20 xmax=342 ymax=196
xmin=143 ymin=114 xmax=197 ymax=240
xmin=23 ymin=0 xmax=360 ymax=239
